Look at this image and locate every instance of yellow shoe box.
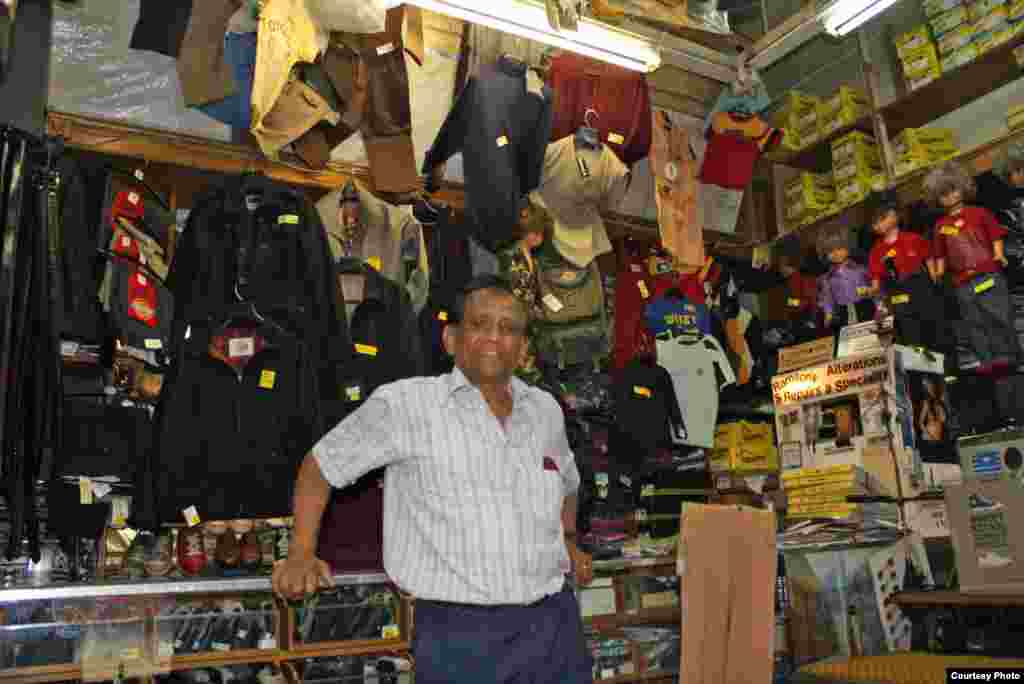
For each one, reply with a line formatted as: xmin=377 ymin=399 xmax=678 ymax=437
xmin=774 ymin=91 xmax=820 ymax=138
xmin=1011 ymin=0 xmax=1024 ymax=20
xmin=831 ymin=130 xmax=878 ymax=165
xmin=901 ymin=43 xmax=942 ymax=77
xmin=970 ymin=0 xmax=1007 ymax=20
xmin=710 ymin=421 xmax=778 ymax=475
xmin=833 ymin=155 xmax=884 ymax=185
xmin=906 ymin=67 xmax=942 ymax=91
xmin=895 ymin=25 xmax=934 ymax=58
xmin=940 ymin=41 xmax=979 ymax=70
xmin=922 ymin=0 xmax=963 ymax=17
xmin=1008 ymin=103 xmax=1024 ymax=130
xmin=836 ymin=175 xmax=885 ymax=207
xmin=937 ymin=21 xmax=975 ymax=53
xmin=893 ymin=127 xmax=957 ymax=158
xmin=930 ymin=5 xmax=969 ymax=36
xmin=973 ymin=5 xmax=1009 ymax=30
xmin=785 ymin=172 xmax=835 ymax=209
xmin=817 ymin=86 xmax=871 ymax=136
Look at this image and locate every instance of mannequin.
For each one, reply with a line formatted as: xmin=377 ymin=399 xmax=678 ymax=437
xmin=817 ymin=231 xmax=875 ymax=332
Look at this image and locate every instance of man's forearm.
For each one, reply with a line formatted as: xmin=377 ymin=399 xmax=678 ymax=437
xmin=291 ymin=453 xmax=332 ymax=559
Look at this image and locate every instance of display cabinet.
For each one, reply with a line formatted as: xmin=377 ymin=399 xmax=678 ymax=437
xmin=0 ymin=572 xmax=411 ymax=684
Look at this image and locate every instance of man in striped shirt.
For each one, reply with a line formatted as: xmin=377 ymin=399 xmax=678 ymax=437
xmin=273 ymin=275 xmax=594 ymax=683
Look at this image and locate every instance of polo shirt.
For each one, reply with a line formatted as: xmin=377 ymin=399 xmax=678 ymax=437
xmin=655 ymin=334 xmax=735 ymax=449
xmin=313 ymin=368 xmax=580 ymax=605
xmin=869 ymin=231 xmax=931 ymax=284
xmin=785 ymin=272 xmax=818 ymax=319
xmin=932 ymin=206 xmax=1008 ymax=286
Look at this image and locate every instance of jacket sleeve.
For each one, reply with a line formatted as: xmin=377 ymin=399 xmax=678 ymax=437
xmin=660 ymin=365 xmax=688 ymax=444
xmin=423 ymin=76 xmax=475 ymax=171
xmin=521 ymin=85 xmax=555 ymax=194
xmin=165 ymin=192 xmax=208 ymax=359
xmin=397 ymin=287 xmax=428 ymax=377
xmin=300 ymin=196 xmax=351 ymax=380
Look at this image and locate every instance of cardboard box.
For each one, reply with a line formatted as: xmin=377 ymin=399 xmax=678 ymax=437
xmin=774 ymin=91 xmax=820 ymax=141
xmin=957 ymin=428 xmax=1024 ymax=483
xmin=901 ymin=43 xmax=942 ymax=77
xmin=836 ymin=175 xmax=885 ymax=207
xmin=974 ymin=5 xmax=1009 ymax=31
xmin=785 ymin=172 xmax=836 ymax=207
xmin=946 ymin=479 xmax=1024 ymax=593
xmin=904 ymin=499 xmax=952 ymax=538
xmin=893 ymin=127 xmax=958 ymax=161
xmin=771 ymin=347 xmax=946 ymax=498
xmin=818 ymin=87 xmax=871 ymax=136
xmin=831 ymin=130 xmax=878 ymax=165
xmin=940 ymin=41 xmax=980 ymax=70
xmin=906 ymin=68 xmax=941 ymax=91
xmin=895 ymin=25 xmax=934 ymax=57
xmin=929 ymin=5 xmax=969 ymax=36
xmin=937 ymin=22 xmax=976 ymax=53
xmin=833 ymin=154 xmax=884 ymax=185
xmin=970 ymin=0 xmax=1007 ymax=21
xmin=711 ymin=421 xmax=778 ymax=474
xmin=922 ymin=0 xmax=964 ymax=17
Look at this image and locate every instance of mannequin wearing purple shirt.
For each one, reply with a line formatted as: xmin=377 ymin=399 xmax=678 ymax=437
xmin=817 ymin=234 xmax=876 ymax=330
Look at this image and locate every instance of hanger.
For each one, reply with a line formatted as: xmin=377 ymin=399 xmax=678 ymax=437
xmin=575 ymin=108 xmax=600 ymax=149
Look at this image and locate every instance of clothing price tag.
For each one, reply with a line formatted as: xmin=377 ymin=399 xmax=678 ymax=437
xmin=607 ymin=132 xmax=624 ymax=145
xmin=346 ymin=386 xmax=362 ymax=402
xmin=975 ymin=278 xmax=995 ymax=293
xmin=133 ymin=169 xmax=145 ymax=181
xmin=144 ymin=338 xmax=163 ymax=350
xmin=576 ymin=156 xmax=590 ymax=178
xmin=211 ymin=642 xmax=231 ymax=652
xmin=496 ymin=135 xmax=509 ymax=148
xmin=158 ymin=642 xmax=174 ymax=658
xmin=121 ymin=235 xmax=132 ymax=249
xmin=637 ymin=280 xmax=650 ymax=299
xmin=632 ymin=385 xmax=652 ymax=398
xmin=601 ymin=669 xmax=615 ymax=679
xmin=856 ymin=286 xmax=870 ymax=297
xmin=891 ymin=294 xmax=910 ymax=304
xmin=128 ymin=192 xmax=140 ymax=205
xmin=366 ymin=256 xmax=382 ymax=272
xmin=183 ymin=505 xmax=201 ymax=527
xmin=542 ymin=293 xmax=564 ymax=312
xmin=258 ymin=635 xmax=276 ymax=650
xmin=79 ymin=477 xmax=93 ymax=505
xmin=137 ymin=273 xmax=148 ymax=287
xmin=437 ymin=310 xmax=448 ymax=321
xmin=941 ymin=226 xmax=959 ymax=236
xmin=382 ymin=624 xmax=400 ymax=639
xmin=355 ymin=343 xmax=379 ymax=357
xmin=886 ymin=249 xmax=897 ymax=258
xmin=229 ymin=337 xmax=255 ymax=358
xmin=111 ymin=496 xmax=130 ymax=527
xmin=60 ymin=340 xmax=79 ymax=356
xmin=787 ymin=298 xmax=801 ymax=307
xmin=377 ymin=42 xmax=395 ymax=55
xmin=259 ymin=369 xmax=277 ymax=389
xmin=277 ymin=214 xmax=299 ymax=225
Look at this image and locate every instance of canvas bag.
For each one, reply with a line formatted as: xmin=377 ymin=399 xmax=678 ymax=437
xmin=534 ymin=253 xmax=609 ymax=369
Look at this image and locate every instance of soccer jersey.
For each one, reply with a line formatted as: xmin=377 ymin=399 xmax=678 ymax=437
xmin=655 ymin=334 xmax=735 ymax=448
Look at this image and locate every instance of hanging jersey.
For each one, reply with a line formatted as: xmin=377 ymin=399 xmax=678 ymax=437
xmin=656 ymin=334 xmax=735 ymax=448
xmin=643 ymin=294 xmax=711 ymax=339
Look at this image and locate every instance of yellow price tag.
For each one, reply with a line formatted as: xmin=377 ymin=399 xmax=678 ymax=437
xmin=633 ymin=386 xmax=652 ymax=398
xmin=366 ymin=256 xmax=382 ymax=272
xmin=975 ymin=278 xmax=995 ymax=294
xmin=886 ymin=249 xmax=897 ymax=258
xmin=355 ymin=343 xmax=379 ymax=357
xmin=638 ymin=280 xmax=650 ymax=299
xmin=941 ymin=226 xmax=959 ymax=236
xmin=382 ymin=624 xmax=400 ymax=639
xmin=346 ymin=386 xmax=362 ymax=402
xmin=278 ymin=214 xmax=299 ymax=225
xmin=496 ymin=135 xmax=509 ymax=148
xmin=183 ymin=505 xmax=201 ymax=527
xmin=259 ymin=370 xmax=276 ymax=389
xmin=954 ymin=219 xmax=965 ymax=228
xmin=79 ymin=477 xmax=93 ymax=505
xmin=787 ymin=298 xmax=801 ymax=307
xmin=608 ymin=132 xmax=625 ymax=145
xmin=437 ymin=310 xmax=449 ymax=321
xmin=856 ymin=286 xmax=870 ymax=297
xmin=891 ymin=294 xmax=910 ymax=304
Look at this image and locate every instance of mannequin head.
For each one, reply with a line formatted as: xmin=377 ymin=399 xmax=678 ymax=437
xmin=997 ymin=143 xmax=1024 ymax=188
xmin=868 ymin=190 xmax=901 ymax=239
xmin=923 ymin=161 xmax=975 ymax=213
xmin=516 ymin=195 xmax=553 ymax=251
xmin=817 ymin=231 xmax=851 ymax=267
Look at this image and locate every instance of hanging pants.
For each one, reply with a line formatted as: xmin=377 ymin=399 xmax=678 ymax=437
xmin=680 ymin=504 xmax=776 ymax=684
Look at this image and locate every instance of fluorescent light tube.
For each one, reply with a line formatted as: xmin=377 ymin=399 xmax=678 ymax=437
xmin=822 ymin=0 xmax=901 ymax=36
xmin=392 ymin=0 xmax=662 ymax=72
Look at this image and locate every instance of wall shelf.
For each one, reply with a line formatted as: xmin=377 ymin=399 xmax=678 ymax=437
xmin=768 ymin=116 xmax=875 ymax=172
xmin=893 ymin=590 xmax=1024 ymax=608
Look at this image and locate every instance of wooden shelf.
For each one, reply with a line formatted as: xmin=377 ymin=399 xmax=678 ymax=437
xmin=768 ymin=116 xmax=875 ymax=172
xmin=893 ymin=590 xmax=1024 ymax=608
xmin=586 ymin=606 xmax=681 ymax=631
xmin=881 ymin=35 xmax=1024 ymax=136
xmin=595 ymin=669 xmax=679 ymax=684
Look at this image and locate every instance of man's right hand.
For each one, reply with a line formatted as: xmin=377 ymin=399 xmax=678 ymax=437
xmin=272 ymin=556 xmax=334 ymax=601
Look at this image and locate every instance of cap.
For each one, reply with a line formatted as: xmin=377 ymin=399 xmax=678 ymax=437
xmin=111 ymin=190 xmax=145 ymax=223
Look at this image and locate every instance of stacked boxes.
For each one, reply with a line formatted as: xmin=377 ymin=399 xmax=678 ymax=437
xmin=710 ymin=421 xmax=778 ymax=475
xmin=1009 ymin=103 xmax=1024 ymax=130
xmin=781 ymin=465 xmax=894 ymax=522
xmin=784 ymin=172 xmax=836 ymax=225
xmin=895 ymin=24 xmax=942 ymax=90
xmin=817 ymin=86 xmax=871 ymax=137
xmin=832 ymin=131 xmax=885 ymax=207
xmin=930 ymin=4 xmax=969 ymax=36
xmin=774 ymin=91 xmax=820 ymax=151
xmin=922 ymin=0 xmax=964 ymax=15
xmin=892 ymin=127 xmax=958 ymax=177
xmin=937 ymin=22 xmax=976 ymax=54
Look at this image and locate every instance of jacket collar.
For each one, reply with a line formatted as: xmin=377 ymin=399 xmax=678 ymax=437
xmin=497 ymin=54 xmax=527 ymax=77
xmin=444 ymin=366 xmax=528 ymax=406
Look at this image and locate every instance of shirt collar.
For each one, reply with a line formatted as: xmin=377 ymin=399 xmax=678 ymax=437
xmin=444 ymin=366 xmax=528 ymax=406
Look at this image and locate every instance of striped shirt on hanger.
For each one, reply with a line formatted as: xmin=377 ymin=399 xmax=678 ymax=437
xmin=313 ymin=367 xmax=580 ymax=605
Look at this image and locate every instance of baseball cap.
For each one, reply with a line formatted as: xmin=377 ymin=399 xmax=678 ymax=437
xmin=111 ymin=190 xmax=145 ymax=223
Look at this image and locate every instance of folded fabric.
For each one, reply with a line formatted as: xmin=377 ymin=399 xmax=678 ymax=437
xmin=195 ymin=31 xmax=257 ymax=131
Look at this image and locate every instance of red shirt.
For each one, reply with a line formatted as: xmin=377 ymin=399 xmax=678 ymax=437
xmin=869 ymin=231 xmax=931 ymax=284
xmin=784 ymin=272 xmax=818 ymax=318
xmin=932 ymin=206 xmax=1007 ymax=285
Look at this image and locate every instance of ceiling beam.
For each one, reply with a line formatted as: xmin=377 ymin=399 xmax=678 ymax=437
xmin=748 ymin=3 xmax=824 ymax=71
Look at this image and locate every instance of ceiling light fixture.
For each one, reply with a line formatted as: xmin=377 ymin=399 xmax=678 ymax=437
xmin=391 ymin=0 xmax=663 ymax=72
xmin=821 ymin=0 xmax=902 ymax=36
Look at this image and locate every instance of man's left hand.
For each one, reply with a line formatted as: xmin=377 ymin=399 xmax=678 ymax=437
xmin=569 ymin=543 xmax=594 ymax=586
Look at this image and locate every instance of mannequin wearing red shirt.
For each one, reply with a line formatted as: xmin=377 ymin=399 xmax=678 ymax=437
xmin=866 ymin=190 xmax=945 ymax=353
xmin=777 ymin=253 xmax=820 ymax=343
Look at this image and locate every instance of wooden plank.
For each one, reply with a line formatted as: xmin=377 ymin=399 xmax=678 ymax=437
xmin=751 ymin=2 xmax=818 ymax=58
xmin=648 ymin=65 xmax=722 ymax=105
xmin=649 ymin=89 xmax=709 ymax=119
xmin=893 ymin=590 xmax=1024 ymax=608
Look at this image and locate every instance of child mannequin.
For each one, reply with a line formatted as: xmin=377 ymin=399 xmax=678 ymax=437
xmin=866 ymin=190 xmax=944 ymax=352
xmin=498 ymin=196 xmax=553 ymax=384
xmin=776 ymin=252 xmax=820 ymax=343
xmin=924 ymin=160 xmax=1023 ymax=424
xmin=817 ymin=231 xmax=875 ymax=332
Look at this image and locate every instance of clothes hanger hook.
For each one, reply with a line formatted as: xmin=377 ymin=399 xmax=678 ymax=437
xmin=584 ymin=108 xmax=599 ymax=128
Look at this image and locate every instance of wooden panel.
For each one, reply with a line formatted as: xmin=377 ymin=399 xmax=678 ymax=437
xmin=649 ymin=89 xmax=710 ymax=119
xmin=648 ymin=65 xmax=721 ymax=105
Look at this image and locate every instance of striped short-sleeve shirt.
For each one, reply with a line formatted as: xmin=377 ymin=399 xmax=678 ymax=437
xmin=313 ymin=367 xmax=580 ymax=605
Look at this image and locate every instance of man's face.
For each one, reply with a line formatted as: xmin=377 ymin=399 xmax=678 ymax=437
xmin=444 ymin=289 xmax=528 ymax=386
